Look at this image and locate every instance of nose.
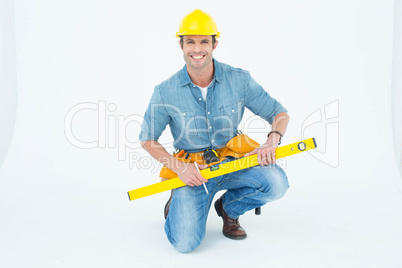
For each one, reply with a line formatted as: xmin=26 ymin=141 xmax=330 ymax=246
xmin=193 ymin=43 xmax=202 ymax=53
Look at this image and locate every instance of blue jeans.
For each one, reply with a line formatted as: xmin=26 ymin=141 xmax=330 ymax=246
xmin=164 ymin=158 xmax=289 ymax=253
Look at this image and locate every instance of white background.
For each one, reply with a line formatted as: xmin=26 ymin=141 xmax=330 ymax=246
xmin=1 ymin=0 xmax=402 ymax=267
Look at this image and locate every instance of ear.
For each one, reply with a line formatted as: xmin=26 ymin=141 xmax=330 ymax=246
xmin=213 ymin=40 xmax=219 ymax=50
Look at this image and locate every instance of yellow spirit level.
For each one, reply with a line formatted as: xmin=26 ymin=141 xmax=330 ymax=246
xmin=128 ymin=138 xmax=317 ymax=201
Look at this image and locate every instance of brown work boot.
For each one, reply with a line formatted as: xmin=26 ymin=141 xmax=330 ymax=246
xmin=164 ymin=190 xmax=174 ymax=219
xmin=214 ymin=196 xmax=247 ymax=240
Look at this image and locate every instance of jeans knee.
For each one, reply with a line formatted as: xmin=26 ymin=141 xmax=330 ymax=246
xmin=262 ymin=166 xmax=289 ymax=201
xmin=165 ymin=220 xmax=204 ymax=253
xmin=171 ymin=236 xmax=203 ymax=253
xmin=268 ymin=182 xmax=288 ymax=200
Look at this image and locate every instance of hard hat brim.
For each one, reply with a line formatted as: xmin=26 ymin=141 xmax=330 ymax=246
xmin=176 ymin=31 xmax=220 ymax=38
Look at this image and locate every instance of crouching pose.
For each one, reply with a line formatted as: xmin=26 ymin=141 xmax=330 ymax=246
xmin=139 ymin=9 xmax=290 ymax=252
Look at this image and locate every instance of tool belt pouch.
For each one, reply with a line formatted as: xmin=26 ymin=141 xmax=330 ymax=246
xmin=223 ymin=134 xmax=260 ymax=155
xmin=159 ymin=134 xmax=260 ymax=180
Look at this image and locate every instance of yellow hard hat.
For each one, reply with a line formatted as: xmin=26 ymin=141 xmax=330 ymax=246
xmin=176 ymin=9 xmax=220 ymax=38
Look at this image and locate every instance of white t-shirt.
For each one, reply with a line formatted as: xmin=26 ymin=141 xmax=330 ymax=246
xmin=198 ymin=86 xmax=208 ymax=100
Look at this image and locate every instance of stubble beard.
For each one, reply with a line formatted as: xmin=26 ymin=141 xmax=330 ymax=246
xmin=184 ymin=53 xmax=213 ymax=71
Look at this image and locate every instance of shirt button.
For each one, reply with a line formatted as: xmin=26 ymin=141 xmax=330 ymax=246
xmin=232 ymin=109 xmax=235 ymax=112
xmin=199 ymin=98 xmax=202 ymax=101
xmin=183 ymin=113 xmax=186 ymax=115
xmin=207 ymin=112 xmax=210 ymax=114
xmin=209 ymin=126 xmax=212 ymax=129
xmin=212 ymin=140 xmax=215 ymax=142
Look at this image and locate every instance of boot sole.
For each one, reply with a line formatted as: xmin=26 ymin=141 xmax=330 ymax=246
xmin=223 ymin=232 xmax=247 ymax=240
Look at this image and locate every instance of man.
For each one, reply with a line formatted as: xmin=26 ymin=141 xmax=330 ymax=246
xmin=139 ymin=9 xmax=290 ymax=253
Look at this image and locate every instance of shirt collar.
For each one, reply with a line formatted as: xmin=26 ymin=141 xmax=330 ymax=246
xmin=180 ymin=58 xmax=222 ymax=86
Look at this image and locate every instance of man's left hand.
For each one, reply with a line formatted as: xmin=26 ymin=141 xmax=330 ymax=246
xmin=244 ymin=143 xmax=278 ymax=166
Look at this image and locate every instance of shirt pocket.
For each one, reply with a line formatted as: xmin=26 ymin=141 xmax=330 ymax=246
xmin=216 ymin=102 xmax=242 ymax=138
xmin=219 ymin=102 xmax=241 ymax=121
xmin=171 ymin=111 xmax=199 ymax=137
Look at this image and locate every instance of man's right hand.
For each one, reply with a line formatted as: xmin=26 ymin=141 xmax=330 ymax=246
xmin=140 ymin=140 xmax=209 ymax=187
xmin=177 ymin=163 xmax=208 ymax=187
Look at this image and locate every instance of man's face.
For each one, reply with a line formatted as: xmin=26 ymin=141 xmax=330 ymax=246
xmin=180 ymin=35 xmax=218 ymax=71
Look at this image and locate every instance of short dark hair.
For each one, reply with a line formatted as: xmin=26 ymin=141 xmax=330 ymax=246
xmin=179 ymin=35 xmax=217 ymax=49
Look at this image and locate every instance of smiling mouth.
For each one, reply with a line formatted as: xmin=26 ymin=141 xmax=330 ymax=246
xmin=190 ymin=55 xmax=206 ymax=60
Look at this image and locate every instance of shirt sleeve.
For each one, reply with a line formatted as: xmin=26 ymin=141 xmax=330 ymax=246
xmin=244 ymin=72 xmax=287 ymax=124
xmin=139 ymin=86 xmax=171 ymax=141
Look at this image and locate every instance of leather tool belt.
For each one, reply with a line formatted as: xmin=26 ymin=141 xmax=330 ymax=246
xmin=159 ymin=134 xmax=260 ymax=180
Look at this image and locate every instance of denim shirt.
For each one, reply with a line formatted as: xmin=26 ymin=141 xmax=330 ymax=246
xmin=139 ymin=59 xmax=287 ymax=153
